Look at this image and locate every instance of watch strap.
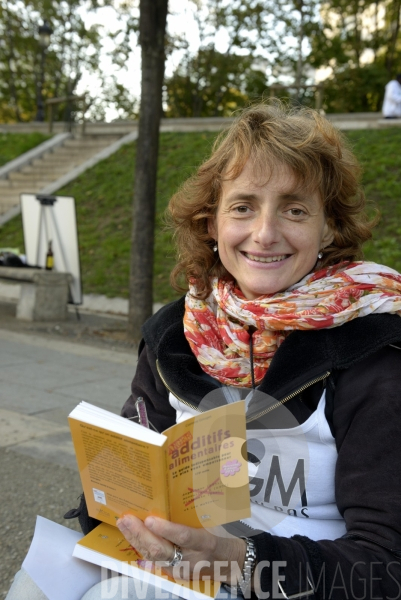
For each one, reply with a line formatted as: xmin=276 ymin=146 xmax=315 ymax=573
xmin=223 ymin=536 xmax=257 ymax=597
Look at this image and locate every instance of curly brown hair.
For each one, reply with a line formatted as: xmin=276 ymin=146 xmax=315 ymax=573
xmin=168 ymin=101 xmax=376 ymax=299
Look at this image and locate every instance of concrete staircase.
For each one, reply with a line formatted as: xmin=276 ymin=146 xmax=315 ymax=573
xmin=0 ymin=135 xmax=122 ymax=217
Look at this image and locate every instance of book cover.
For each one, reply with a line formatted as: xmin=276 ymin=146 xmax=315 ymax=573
xmin=73 ymin=522 xmax=219 ymax=600
xmin=69 ymin=400 xmax=250 ymax=528
xmin=163 ymin=401 xmax=250 ymax=527
xmin=69 ymin=406 xmax=170 ymax=527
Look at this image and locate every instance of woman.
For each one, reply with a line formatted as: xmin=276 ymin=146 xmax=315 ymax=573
xmin=7 ymin=101 xmax=401 ymax=600
xmin=114 ymin=102 xmax=401 ymax=600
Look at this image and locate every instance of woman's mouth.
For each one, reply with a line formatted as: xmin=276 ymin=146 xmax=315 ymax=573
xmin=243 ymin=252 xmax=289 ymax=263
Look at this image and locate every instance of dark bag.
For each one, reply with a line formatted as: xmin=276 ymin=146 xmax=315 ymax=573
xmin=64 ymin=493 xmax=101 ymax=535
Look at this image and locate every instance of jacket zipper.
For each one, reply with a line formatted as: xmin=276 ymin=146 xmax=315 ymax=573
xmin=156 ymin=359 xmax=200 ymax=411
xmin=156 ymin=359 xmax=331 ymax=424
xmin=246 ymin=371 xmax=331 ymax=423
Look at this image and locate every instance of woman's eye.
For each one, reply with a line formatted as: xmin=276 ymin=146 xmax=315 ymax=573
xmin=288 ymin=208 xmax=306 ymax=217
xmin=234 ymin=205 xmax=250 ymax=214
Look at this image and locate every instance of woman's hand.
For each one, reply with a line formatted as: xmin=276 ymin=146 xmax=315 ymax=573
xmin=116 ymin=514 xmax=246 ymax=584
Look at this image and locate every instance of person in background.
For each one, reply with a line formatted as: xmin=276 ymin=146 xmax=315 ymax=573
xmin=382 ymin=73 xmax=401 ymax=118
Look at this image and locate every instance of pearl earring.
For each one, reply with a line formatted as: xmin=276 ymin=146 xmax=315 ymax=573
xmin=317 ymin=251 xmax=323 ymax=259
xmin=213 ymin=243 xmax=218 ymax=252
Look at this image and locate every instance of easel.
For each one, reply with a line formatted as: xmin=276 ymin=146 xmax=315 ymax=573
xmin=35 ymin=194 xmax=80 ymax=320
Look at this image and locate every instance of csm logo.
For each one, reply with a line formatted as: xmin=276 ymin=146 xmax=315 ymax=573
xmin=248 ymin=439 xmax=308 ymax=515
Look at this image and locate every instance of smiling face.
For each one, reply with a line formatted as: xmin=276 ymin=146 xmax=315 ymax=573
xmin=208 ymin=160 xmax=334 ymax=299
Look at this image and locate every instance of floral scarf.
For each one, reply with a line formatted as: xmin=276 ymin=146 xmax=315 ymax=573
xmin=183 ymin=261 xmax=401 ymax=387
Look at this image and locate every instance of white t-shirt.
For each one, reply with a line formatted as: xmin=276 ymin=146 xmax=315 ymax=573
xmin=242 ymin=392 xmax=346 ymax=540
xmin=169 ymin=389 xmax=346 ymax=541
xmin=382 ymin=80 xmax=401 ymax=117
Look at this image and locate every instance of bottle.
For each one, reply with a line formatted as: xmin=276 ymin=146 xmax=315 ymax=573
xmin=45 ymin=240 xmax=54 ymax=270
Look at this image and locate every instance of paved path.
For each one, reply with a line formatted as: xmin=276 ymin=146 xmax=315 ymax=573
xmin=0 ymin=325 xmax=137 ymax=598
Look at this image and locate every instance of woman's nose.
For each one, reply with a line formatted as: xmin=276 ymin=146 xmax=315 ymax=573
xmin=253 ymin=212 xmax=281 ymax=246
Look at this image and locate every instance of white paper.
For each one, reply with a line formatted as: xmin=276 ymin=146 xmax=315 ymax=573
xmin=73 ymin=544 xmax=216 ymax=600
xmin=22 ymin=516 xmax=101 ymax=600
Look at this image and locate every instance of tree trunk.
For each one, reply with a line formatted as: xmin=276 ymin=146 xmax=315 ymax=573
xmin=294 ymin=0 xmax=304 ymax=102
xmin=4 ymin=2 xmax=21 ymax=121
xmin=127 ymin=0 xmax=168 ymax=343
xmin=353 ymin=4 xmax=361 ymax=69
xmin=385 ymin=0 xmax=401 ymax=75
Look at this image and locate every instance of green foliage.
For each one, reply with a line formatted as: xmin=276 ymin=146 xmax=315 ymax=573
xmin=311 ymin=0 xmax=401 ymax=113
xmin=99 ymin=80 xmax=139 ymax=121
xmin=269 ymin=0 xmax=321 ymax=76
xmin=321 ymin=63 xmax=389 ymax=113
xmin=163 ymin=0 xmax=329 ymax=116
xmin=0 ymin=0 xmax=397 ymax=121
xmin=166 ymin=48 xmax=267 ymax=117
xmin=1 ymin=128 xmax=401 ymax=303
xmin=165 ymin=0 xmax=272 ymax=117
xmin=0 ymin=0 xmax=103 ymax=122
xmin=0 ymin=132 xmax=50 ymax=166
xmin=0 ymin=213 xmax=23 ymax=251
xmin=384 ymin=0 xmax=401 ymax=75
xmin=164 ymin=0 xmax=400 ymax=116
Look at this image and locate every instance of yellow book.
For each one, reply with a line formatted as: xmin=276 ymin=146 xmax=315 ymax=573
xmin=73 ymin=521 xmax=220 ymax=600
xmin=68 ymin=400 xmax=250 ymax=528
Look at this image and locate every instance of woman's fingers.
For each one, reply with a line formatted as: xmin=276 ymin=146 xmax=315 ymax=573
xmin=144 ymin=516 xmax=214 ymax=553
xmin=143 ymin=516 xmax=247 ymax=577
xmin=145 ymin=517 xmax=246 ymax=566
xmin=116 ymin=514 xmax=247 ymax=583
xmin=116 ymin=515 xmax=175 ymax=563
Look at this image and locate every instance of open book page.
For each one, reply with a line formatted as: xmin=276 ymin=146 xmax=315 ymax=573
xmin=74 ymin=522 xmax=219 ymax=600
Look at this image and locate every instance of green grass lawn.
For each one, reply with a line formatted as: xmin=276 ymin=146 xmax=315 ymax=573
xmin=346 ymin=128 xmax=401 ymax=269
xmin=0 ymin=132 xmax=50 ymax=167
xmin=0 ymin=128 xmax=400 ymax=304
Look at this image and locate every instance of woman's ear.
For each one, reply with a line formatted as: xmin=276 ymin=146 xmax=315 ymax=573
xmin=207 ymin=217 xmax=217 ymax=240
xmin=321 ymin=221 xmax=334 ymax=248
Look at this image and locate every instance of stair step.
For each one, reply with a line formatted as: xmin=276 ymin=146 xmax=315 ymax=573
xmin=0 ymin=179 xmax=13 ymax=189
xmin=20 ymin=165 xmax=70 ymax=176
xmin=31 ymin=157 xmax=82 ymax=168
xmin=8 ymin=171 xmax=52 ymax=182
xmin=0 ymin=190 xmax=19 ymax=198
xmin=0 ymin=179 xmax=44 ymax=190
xmin=63 ymin=137 xmax=121 ymax=147
xmin=6 ymin=180 xmax=51 ymax=191
xmin=0 ymin=195 xmax=22 ymax=205
xmin=0 ymin=179 xmax=25 ymax=193
xmin=47 ymin=150 xmax=103 ymax=160
xmin=10 ymin=169 xmax=73 ymax=180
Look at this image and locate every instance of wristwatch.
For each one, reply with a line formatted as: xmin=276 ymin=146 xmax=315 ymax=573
xmin=223 ymin=537 xmax=257 ymax=597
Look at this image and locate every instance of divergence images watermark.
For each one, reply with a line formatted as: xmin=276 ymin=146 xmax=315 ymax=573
xmin=98 ymin=559 xmax=401 ymax=600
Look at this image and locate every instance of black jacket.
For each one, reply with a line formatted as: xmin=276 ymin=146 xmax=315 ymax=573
xmin=122 ymin=298 xmax=401 ymax=600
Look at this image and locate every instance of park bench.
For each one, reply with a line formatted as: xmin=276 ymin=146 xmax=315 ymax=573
xmin=0 ymin=266 xmax=72 ymax=321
